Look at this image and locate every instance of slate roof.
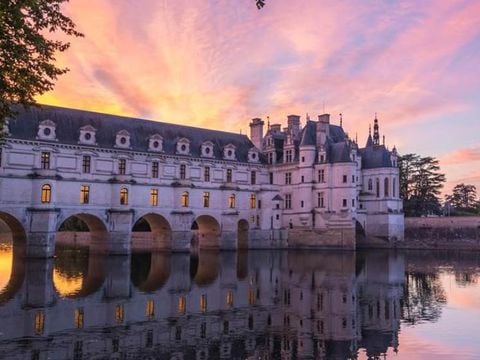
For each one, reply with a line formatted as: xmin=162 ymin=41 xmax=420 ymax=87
xmin=359 ymin=144 xmax=393 ymax=169
xmin=8 ymin=105 xmax=258 ymax=163
xmin=299 ymin=120 xmax=317 ymax=146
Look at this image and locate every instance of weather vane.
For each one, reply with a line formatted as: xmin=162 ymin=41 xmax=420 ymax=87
xmin=255 ymin=0 xmax=266 ymax=10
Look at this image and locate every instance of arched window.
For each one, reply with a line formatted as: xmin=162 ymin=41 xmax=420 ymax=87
xmin=229 ymin=194 xmax=236 ymax=208
xmin=375 ymin=178 xmax=380 ymax=198
xmin=368 ymin=179 xmax=373 ymax=191
xmin=181 ymin=191 xmax=189 ymax=207
xmin=120 ymin=188 xmax=128 ymax=205
xmin=41 ymin=184 xmax=51 ymax=203
xmin=384 ymin=177 xmax=389 ymax=197
xmin=250 ymin=193 xmax=256 ymax=209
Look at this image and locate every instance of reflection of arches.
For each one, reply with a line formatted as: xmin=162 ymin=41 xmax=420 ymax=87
xmin=132 ymin=213 xmax=172 ymax=251
xmin=192 ymin=215 xmax=220 ymax=250
xmin=53 ymin=250 xmax=107 ymax=298
xmin=0 ymin=211 xmax=26 ymax=256
xmin=356 ymin=221 xmax=366 ymax=243
xmin=237 ymin=219 xmax=249 ymax=249
xmin=190 ymin=251 xmax=219 ymax=287
xmin=56 ymin=213 xmax=108 ymax=253
xmin=0 ymin=251 xmax=25 ymax=306
xmin=131 ymin=252 xmax=171 ymax=292
xmin=236 ymin=250 xmax=248 ymax=280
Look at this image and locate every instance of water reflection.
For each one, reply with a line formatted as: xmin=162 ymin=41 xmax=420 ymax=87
xmin=0 ymin=250 xmax=479 ymax=359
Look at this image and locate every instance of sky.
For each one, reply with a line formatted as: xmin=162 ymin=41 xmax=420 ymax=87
xmin=36 ymin=0 xmax=480 ymax=194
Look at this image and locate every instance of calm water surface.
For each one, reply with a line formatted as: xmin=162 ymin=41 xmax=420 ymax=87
xmin=0 ymin=246 xmax=479 ymax=359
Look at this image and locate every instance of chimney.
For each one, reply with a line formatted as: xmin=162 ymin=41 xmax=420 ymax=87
xmin=287 ymin=115 xmax=300 ymax=137
xmin=270 ymin=123 xmax=281 ymax=133
xmin=316 ymin=114 xmax=330 ymax=147
xmin=249 ymin=118 xmax=264 ymax=149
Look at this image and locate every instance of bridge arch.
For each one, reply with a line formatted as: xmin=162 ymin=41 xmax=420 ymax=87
xmin=132 ymin=213 xmax=172 ymax=251
xmin=191 ymin=214 xmax=221 ymax=250
xmin=56 ymin=213 xmax=109 ymax=254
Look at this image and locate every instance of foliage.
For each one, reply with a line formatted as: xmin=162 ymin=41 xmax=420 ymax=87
xmin=0 ymin=0 xmax=82 ymax=123
xmin=398 ymin=153 xmax=446 ymax=216
xmin=445 ymin=183 xmax=479 ymax=215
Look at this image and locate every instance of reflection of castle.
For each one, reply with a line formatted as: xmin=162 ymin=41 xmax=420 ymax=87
xmin=0 ymin=250 xmax=404 ymax=359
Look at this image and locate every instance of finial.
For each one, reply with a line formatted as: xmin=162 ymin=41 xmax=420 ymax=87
xmin=339 ymin=113 xmax=343 ymax=128
xmin=267 ymin=116 xmax=270 ymax=129
xmin=368 ymin=124 xmax=371 ymax=136
xmin=306 ymin=112 xmax=310 ymax=121
xmin=355 ymin=132 xmax=358 ymax=144
xmin=383 ymin=135 xmax=385 ymax=145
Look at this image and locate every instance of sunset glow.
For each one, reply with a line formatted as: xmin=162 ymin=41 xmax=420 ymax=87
xmin=36 ymin=0 xmax=480 ymax=194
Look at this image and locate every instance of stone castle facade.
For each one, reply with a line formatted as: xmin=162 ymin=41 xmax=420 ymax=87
xmin=0 ymin=105 xmax=403 ymax=257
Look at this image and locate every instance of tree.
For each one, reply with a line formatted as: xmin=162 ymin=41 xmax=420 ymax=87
xmin=0 ymin=0 xmax=83 ymax=125
xmin=445 ymin=183 xmax=478 ymax=215
xmin=399 ymin=154 xmax=446 ymax=216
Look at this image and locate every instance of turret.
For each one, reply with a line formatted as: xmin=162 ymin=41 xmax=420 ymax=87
xmin=249 ymin=118 xmax=264 ymax=150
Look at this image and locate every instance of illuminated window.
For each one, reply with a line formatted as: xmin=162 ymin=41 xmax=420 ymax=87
xmin=317 ymin=192 xmax=324 ymax=208
xmin=152 ymin=161 xmax=159 ymax=178
xmin=200 ymin=294 xmax=207 ymax=313
xmin=203 ymin=192 xmax=210 ymax=208
xmin=118 ymin=159 xmax=126 ymax=175
xmin=251 ymin=171 xmax=256 ymax=185
xmin=226 ymin=291 xmax=234 ymax=307
xmin=34 ymin=311 xmax=45 ymax=335
xmin=80 ymin=185 xmax=90 ymax=204
xmin=250 ymin=194 xmax=256 ymax=209
xmin=41 ymin=151 xmax=50 ymax=169
xmin=180 ymin=164 xmax=186 ymax=179
xmin=204 ymin=166 xmax=210 ymax=182
xmin=74 ymin=308 xmax=84 ymax=329
xmin=82 ymin=155 xmax=91 ymax=173
xmin=226 ymin=168 xmax=233 ymax=182
xmin=41 ymin=184 xmax=51 ymax=203
xmin=248 ymin=288 xmax=255 ymax=305
xmin=146 ymin=299 xmax=155 ymax=319
xmin=181 ymin=191 xmax=189 ymax=207
xmin=178 ymin=296 xmax=186 ymax=315
xmin=120 ymin=188 xmax=128 ymax=205
xmin=229 ymin=194 xmax=236 ymax=208
xmin=384 ymin=177 xmax=389 ymax=197
xmin=150 ymin=189 xmax=158 ymax=206
xmin=115 ymin=304 xmax=124 ymax=323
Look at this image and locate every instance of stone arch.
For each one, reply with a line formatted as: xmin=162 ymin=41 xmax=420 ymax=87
xmin=0 ymin=212 xmax=27 ymax=305
xmin=131 ymin=252 xmax=171 ymax=292
xmin=132 ymin=213 xmax=172 ymax=252
xmin=56 ymin=213 xmax=108 ymax=254
xmin=355 ymin=220 xmax=367 ymax=243
xmin=191 ymin=215 xmax=221 ymax=250
xmin=237 ymin=219 xmax=249 ymax=250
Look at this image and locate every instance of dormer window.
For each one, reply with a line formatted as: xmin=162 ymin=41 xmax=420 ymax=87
xmin=79 ymin=125 xmax=97 ymax=145
xmin=37 ymin=120 xmax=57 ymax=141
xmin=201 ymin=141 xmax=214 ymax=158
xmin=248 ymin=148 xmax=260 ymax=163
xmin=176 ymin=138 xmax=190 ymax=155
xmin=149 ymin=134 xmax=163 ymax=152
xmin=223 ymin=144 xmax=236 ymax=160
xmin=115 ymin=130 xmax=131 ymax=148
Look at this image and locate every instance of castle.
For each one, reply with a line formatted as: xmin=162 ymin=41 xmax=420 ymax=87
xmin=0 ymin=105 xmax=403 ymax=257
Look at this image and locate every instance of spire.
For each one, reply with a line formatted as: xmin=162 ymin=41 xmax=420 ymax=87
xmin=373 ymin=113 xmax=380 ymax=146
xmin=306 ymin=112 xmax=310 ymax=121
xmin=339 ymin=113 xmax=343 ymax=128
xmin=368 ymin=123 xmax=371 ymax=136
xmin=383 ymin=135 xmax=385 ymax=146
xmin=355 ymin=132 xmax=358 ymax=144
xmin=267 ymin=116 xmax=270 ymax=130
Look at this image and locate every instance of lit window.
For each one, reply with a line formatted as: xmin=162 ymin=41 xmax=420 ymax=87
xmin=146 ymin=299 xmax=155 ymax=319
xmin=226 ymin=168 xmax=232 ymax=182
xmin=152 ymin=161 xmax=159 ymax=178
xmin=150 ymin=189 xmax=158 ymax=206
xmin=251 ymin=171 xmax=256 ymax=185
xmin=40 ymin=152 xmax=50 ymax=169
xmin=80 ymin=185 xmax=90 ymax=204
xmin=82 ymin=155 xmax=91 ymax=173
xmin=178 ymin=296 xmax=186 ymax=315
xmin=120 ymin=188 xmax=128 ymax=205
xmin=248 ymin=289 xmax=255 ymax=305
xmin=250 ymin=194 xmax=256 ymax=209
xmin=203 ymin=192 xmax=210 ymax=208
xmin=115 ymin=304 xmax=124 ymax=323
xmin=74 ymin=308 xmax=84 ymax=329
xmin=179 ymin=191 xmax=189 ymax=207
xmin=118 ymin=159 xmax=126 ymax=175
xmin=180 ymin=164 xmax=186 ymax=179
xmin=41 ymin=184 xmax=51 ymax=203
xmin=204 ymin=166 xmax=210 ymax=182
xmin=229 ymin=194 xmax=236 ymax=208
xmin=34 ymin=311 xmax=45 ymax=335
xmin=200 ymin=295 xmax=207 ymax=313
xmin=226 ymin=291 xmax=234 ymax=307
